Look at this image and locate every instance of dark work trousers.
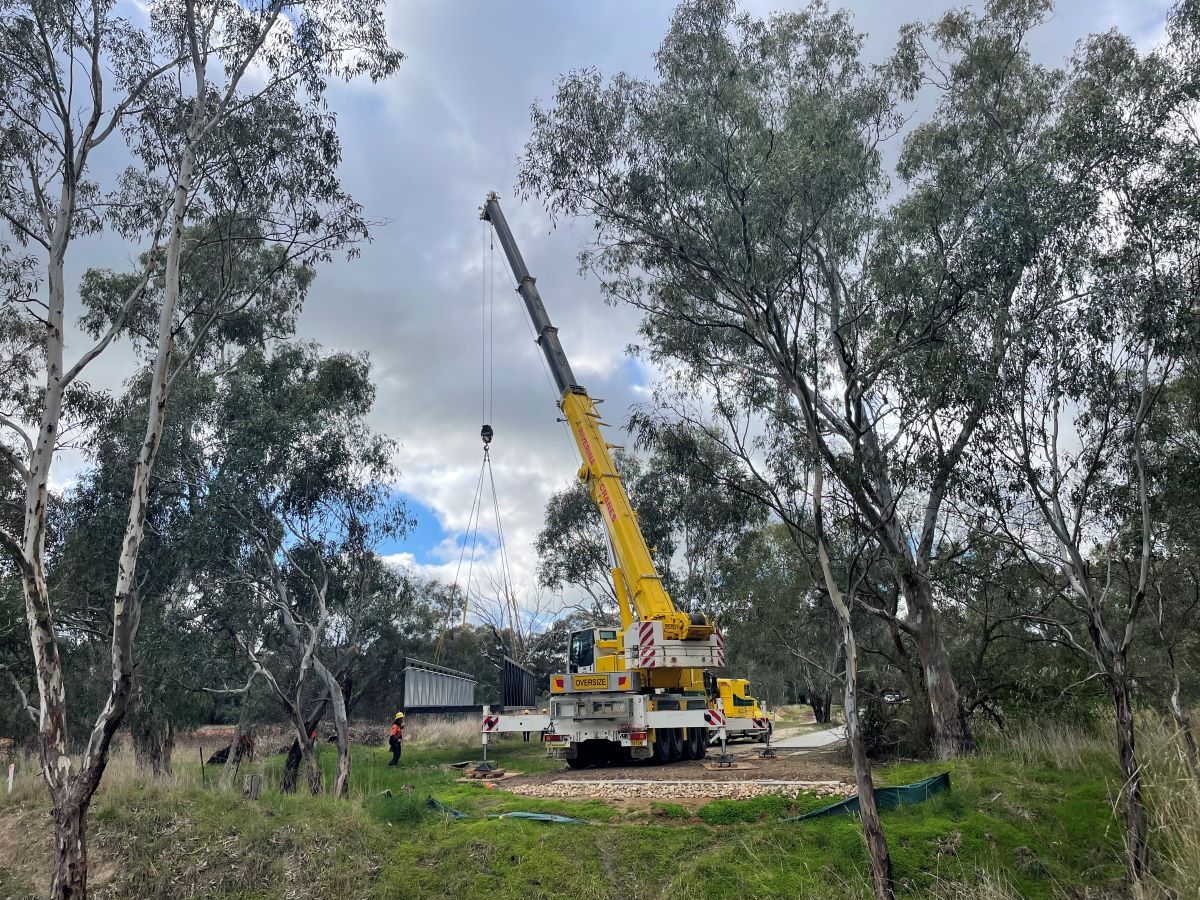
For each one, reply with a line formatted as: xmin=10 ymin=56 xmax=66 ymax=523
xmin=388 ymin=737 xmax=402 ymax=766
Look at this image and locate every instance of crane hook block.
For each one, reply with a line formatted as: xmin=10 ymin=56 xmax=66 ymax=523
xmin=481 ymin=424 xmax=494 ymax=445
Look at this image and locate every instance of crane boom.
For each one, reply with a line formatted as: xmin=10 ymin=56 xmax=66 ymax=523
xmin=481 ymin=192 xmax=710 ymax=642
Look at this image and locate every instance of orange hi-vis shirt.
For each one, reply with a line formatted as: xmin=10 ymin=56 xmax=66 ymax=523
xmin=389 ymin=722 xmax=403 ymax=740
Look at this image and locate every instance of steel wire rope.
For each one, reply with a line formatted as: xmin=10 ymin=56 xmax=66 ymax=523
xmin=484 ymin=450 xmax=520 ymax=653
xmin=434 ymin=452 xmax=487 ymax=662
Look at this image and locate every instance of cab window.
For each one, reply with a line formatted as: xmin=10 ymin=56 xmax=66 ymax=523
xmin=568 ymin=630 xmax=595 ymax=671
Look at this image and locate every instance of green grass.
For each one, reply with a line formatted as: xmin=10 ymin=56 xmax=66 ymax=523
xmin=0 ymin=866 xmax=37 ymax=900
xmin=0 ymin=734 xmax=1133 ymax=899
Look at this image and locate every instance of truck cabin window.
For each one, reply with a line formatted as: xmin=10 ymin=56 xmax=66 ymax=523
xmin=569 ymin=630 xmax=595 ymax=671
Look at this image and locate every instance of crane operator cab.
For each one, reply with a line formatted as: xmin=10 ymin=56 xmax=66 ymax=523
xmin=568 ymin=627 xmax=621 ymax=674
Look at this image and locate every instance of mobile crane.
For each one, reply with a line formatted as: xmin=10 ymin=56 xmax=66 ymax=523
xmin=476 ymin=194 xmax=771 ymax=767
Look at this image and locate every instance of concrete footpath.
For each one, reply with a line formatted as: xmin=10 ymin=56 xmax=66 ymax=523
xmin=770 ymin=725 xmax=846 ymax=750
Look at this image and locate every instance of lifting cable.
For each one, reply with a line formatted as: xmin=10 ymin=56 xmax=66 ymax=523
xmin=436 ymin=223 xmax=521 ymax=660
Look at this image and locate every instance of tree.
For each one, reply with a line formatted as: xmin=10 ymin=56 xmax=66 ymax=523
xmin=982 ymin=4 xmax=1200 ymax=883
xmin=537 ymin=437 xmax=761 ymax=623
xmin=194 ymin=343 xmax=406 ymax=797
xmin=536 ymin=451 xmax=667 ymax=621
xmin=719 ymin=524 xmax=844 ymax=724
xmin=0 ymin=1 xmax=401 ymax=892
xmin=518 ymin=0 xmax=1089 ymax=759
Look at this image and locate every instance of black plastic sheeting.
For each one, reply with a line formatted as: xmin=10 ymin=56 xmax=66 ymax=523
xmin=426 ymin=797 xmax=466 ymax=819
xmin=784 ymin=772 xmax=951 ymax=821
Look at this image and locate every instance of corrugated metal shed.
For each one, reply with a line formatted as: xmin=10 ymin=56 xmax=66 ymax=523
xmin=401 ymin=658 xmax=476 ymax=708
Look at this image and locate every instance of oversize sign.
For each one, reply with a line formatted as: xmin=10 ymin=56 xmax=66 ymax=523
xmin=571 ymin=675 xmax=610 ymax=691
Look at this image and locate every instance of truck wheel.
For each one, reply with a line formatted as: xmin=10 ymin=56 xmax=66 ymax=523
xmin=607 ymin=745 xmax=633 ymax=766
xmin=653 ymin=729 xmax=672 ymax=764
xmin=689 ymin=728 xmax=707 ymax=759
xmin=681 ymin=728 xmax=698 ymax=760
xmin=668 ymin=728 xmax=684 ymax=762
xmin=566 ymin=742 xmax=594 ymax=769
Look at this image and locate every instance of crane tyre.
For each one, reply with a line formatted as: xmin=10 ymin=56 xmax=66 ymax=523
xmin=689 ymin=727 xmax=707 ymax=759
xmin=566 ymin=742 xmax=594 ymax=770
xmin=668 ymin=728 xmax=684 ymax=762
xmin=607 ymin=745 xmax=633 ymax=766
xmin=681 ymin=728 xmax=698 ymax=760
xmin=653 ymin=729 xmax=672 ymax=764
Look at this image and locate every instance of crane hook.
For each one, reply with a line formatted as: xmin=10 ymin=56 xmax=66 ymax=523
xmin=481 ymin=424 xmax=494 ymax=445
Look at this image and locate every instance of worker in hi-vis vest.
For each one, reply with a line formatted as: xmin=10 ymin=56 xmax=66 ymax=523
xmin=388 ymin=712 xmax=404 ymax=766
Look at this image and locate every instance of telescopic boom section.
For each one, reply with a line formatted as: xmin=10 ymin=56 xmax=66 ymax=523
xmin=481 ymin=193 xmax=711 ymax=642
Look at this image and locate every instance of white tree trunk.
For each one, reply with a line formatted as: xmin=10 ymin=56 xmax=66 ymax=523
xmin=809 ymin=463 xmax=894 ymax=900
xmin=314 ymin=659 xmax=351 ymax=798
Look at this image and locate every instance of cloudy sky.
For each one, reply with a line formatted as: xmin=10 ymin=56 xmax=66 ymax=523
xmin=55 ymin=0 xmax=1173 ymax=620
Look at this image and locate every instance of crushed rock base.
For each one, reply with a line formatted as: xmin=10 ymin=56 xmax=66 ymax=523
xmin=503 ymin=778 xmax=853 ymax=801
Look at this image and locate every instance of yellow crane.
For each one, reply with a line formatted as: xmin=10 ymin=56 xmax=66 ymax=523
xmin=477 ymin=194 xmax=770 ymax=767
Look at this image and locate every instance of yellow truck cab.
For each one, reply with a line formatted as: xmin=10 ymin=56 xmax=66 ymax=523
xmin=711 ymin=676 xmax=772 ymax=742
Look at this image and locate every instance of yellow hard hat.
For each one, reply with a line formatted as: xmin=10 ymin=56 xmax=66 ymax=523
xmin=394 ymin=711 xmax=404 ymax=719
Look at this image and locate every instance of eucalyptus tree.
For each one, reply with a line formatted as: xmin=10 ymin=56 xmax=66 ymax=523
xmin=537 ymin=432 xmax=761 ymax=626
xmin=984 ymin=6 xmax=1200 ymax=883
xmin=197 ymin=344 xmax=407 ymax=796
xmin=47 ymin=370 xmax=221 ymax=775
xmin=519 ymin=0 xmax=1087 ymax=759
xmin=719 ymin=523 xmax=844 ymax=724
xmin=0 ymin=0 xmax=401 ymax=892
xmin=629 ymin=419 xmax=766 ymax=615
xmin=536 ymin=451 xmax=670 ymax=621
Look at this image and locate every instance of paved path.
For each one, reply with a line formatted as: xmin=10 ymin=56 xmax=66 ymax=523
xmin=770 ymin=725 xmax=846 ymax=750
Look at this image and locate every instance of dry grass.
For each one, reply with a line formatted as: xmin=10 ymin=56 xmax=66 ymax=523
xmin=1 ymin=741 xmax=214 ymax=812
xmin=922 ymin=871 xmax=1023 ymax=899
xmin=989 ymin=720 xmax=1113 ymax=771
xmin=1138 ymin=717 xmax=1200 ymax=899
xmin=402 ymin=715 xmax=479 ymax=749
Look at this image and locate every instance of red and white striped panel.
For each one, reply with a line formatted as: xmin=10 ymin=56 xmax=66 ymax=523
xmin=703 ymin=709 xmax=725 ymax=727
xmin=638 ymin=621 xmax=655 ymax=648
xmin=641 ymin=647 xmax=659 ymax=669
xmin=482 ymin=715 xmax=500 ymax=732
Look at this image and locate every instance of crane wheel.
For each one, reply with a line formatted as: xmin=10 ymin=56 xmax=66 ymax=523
xmin=696 ymin=730 xmax=709 ymax=760
xmin=668 ymin=728 xmax=684 ymax=762
xmin=566 ymin=741 xmax=597 ymax=769
xmin=681 ymin=728 xmax=697 ymax=760
xmin=607 ymin=745 xmax=633 ymax=766
xmin=652 ymin=729 xmax=672 ymax=764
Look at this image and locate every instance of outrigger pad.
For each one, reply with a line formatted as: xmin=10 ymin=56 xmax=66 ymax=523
xmin=466 ymin=767 xmax=506 ymax=779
